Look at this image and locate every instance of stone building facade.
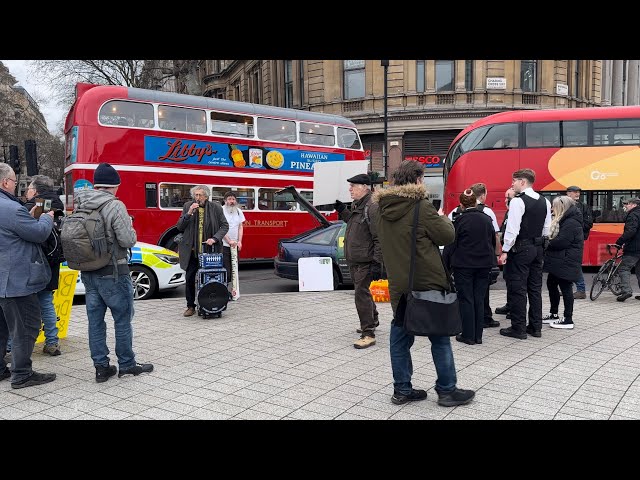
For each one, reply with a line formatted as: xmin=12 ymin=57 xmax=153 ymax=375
xmin=198 ymin=60 xmax=639 ymax=203
xmin=0 ymin=62 xmax=50 ymax=194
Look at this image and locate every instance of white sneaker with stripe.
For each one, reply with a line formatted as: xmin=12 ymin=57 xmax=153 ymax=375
xmin=549 ymin=318 xmax=574 ymax=329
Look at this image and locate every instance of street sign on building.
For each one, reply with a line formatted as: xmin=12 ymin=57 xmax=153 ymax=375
xmin=486 ymin=77 xmax=507 ymax=89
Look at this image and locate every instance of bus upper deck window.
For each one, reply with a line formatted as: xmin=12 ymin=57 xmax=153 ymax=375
xmin=300 ymin=122 xmax=335 ymax=147
xmin=211 ymin=112 xmax=254 ymax=138
xmin=337 ymin=127 xmax=361 ymax=149
xmin=99 ymin=100 xmax=154 ymax=128
xmin=256 ymin=117 xmax=297 ymax=143
xmin=159 ymin=105 xmax=206 ymax=133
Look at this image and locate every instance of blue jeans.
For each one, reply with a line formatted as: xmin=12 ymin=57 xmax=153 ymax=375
xmin=575 ymin=269 xmax=586 ymax=293
xmin=389 ymin=323 xmax=457 ymax=395
xmin=82 ymin=272 xmax=137 ymax=369
xmin=37 ymin=290 xmax=59 ymax=346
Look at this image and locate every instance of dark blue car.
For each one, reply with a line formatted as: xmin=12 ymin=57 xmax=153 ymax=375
xmin=274 ymin=187 xmax=352 ymax=289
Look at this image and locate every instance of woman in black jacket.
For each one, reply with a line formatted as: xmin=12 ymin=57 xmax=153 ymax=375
xmin=24 ymin=175 xmax=65 ymax=356
xmin=542 ymin=196 xmax=584 ymax=329
xmin=445 ymin=190 xmax=496 ymax=345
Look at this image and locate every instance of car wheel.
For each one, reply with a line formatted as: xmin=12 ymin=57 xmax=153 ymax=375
xmin=333 ymin=267 xmax=341 ymax=290
xmin=129 ymin=265 xmax=158 ymax=300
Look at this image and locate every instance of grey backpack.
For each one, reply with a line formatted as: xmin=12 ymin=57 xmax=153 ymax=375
xmin=61 ymin=199 xmax=114 ymax=271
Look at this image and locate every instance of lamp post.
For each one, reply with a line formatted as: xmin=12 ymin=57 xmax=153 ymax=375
xmin=381 ymin=60 xmax=389 ymax=181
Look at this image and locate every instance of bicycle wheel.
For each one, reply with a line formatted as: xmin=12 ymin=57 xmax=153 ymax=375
xmin=610 ymin=272 xmax=623 ymax=296
xmin=590 ymin=261 xmax=612 ymax=301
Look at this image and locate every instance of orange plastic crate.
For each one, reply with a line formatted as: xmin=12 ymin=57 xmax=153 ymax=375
xmin=369 ymin=279 xmax=390 ymax=302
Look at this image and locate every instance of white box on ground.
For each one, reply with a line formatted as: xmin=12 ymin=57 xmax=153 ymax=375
xmin=313 ymin=160 xmax=369 ymax=206
xmin=298 ymin=257 xmax=334 ymax=291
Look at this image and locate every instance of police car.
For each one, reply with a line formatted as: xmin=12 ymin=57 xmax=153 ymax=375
xmin=62 ymin=242 xmax=185 ymax=300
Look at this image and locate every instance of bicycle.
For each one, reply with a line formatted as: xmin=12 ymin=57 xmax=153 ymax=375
xmin=590 ymin=244 xmax=624 ymax=300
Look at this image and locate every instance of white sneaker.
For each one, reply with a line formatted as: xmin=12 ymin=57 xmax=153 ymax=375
xmin=542 ymin=313 xmax=559 ymax=324
xmin=549 ymin=319 xmax=574 ymax=329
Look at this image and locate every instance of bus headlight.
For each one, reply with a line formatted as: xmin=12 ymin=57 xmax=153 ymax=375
xmin=154 ymin=253 xmax=179 ymax=265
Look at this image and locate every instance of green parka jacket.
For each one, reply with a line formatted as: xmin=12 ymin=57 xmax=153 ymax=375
xmin=373 ymin=183 xmax=455 ymax=311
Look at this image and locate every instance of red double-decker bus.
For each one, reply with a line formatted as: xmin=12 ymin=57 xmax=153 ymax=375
xmin=443 ymin=105 xmax=640 ymax=266
xmin=63 ymin=83 xmax=365 ymax=262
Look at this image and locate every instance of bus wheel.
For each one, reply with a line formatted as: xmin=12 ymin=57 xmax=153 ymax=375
xmin=130 ymin=265 xmax=158 ymax=300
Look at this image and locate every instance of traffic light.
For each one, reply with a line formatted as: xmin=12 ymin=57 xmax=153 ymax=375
xmin=9 ymin=145 xmax=19 ymax=173
xmin=25 ymin=139 xmax=38 ymax=176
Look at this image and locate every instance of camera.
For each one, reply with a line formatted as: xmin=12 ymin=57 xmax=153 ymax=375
xmin=32 ymin=198 xmax=53 ymax=219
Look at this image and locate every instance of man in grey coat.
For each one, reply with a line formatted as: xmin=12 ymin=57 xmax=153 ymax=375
xmin=0 ymin=163 xmax=57 ymax=389
xmin=176 ymin=185 xmax=229 ymax=317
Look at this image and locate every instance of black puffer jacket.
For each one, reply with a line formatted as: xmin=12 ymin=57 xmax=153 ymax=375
xmin=543 ymin=205 xmax=584 ymax=282
xmin=24 ymin=189 xmax=65 ymax=291
xmin=616 ymin=206 xmax=640 ymax=254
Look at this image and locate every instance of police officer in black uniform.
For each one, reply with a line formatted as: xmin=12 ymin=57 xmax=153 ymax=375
xmin=498 ymin=169 xmax=551 ymax=339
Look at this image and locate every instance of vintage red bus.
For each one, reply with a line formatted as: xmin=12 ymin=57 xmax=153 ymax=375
xmin=443 ymin=105 xmax=640 ymax=266
xmin=63 ymin=83 xmax=365 ymax=262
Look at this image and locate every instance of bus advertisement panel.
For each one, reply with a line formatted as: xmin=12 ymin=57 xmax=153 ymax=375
xmin=64 ymin=83 xmax=366 ymax=262
xmin=443 ymin=106 xmax=640 ymax=266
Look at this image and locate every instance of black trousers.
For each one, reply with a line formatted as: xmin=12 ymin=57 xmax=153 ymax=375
xmin=505 ymin=245 xmax=544 ymax=333
xmin=484 ymin=282 xmax=493 ymax=322
xmin=185 ymin=253 xmax=200 ymax=308
xmin=547 ymin=273 xmax=574 ymax=320
xmin=0 ymin=294 xmax=41 ymax=383
xmin=455 ymin=267 xmax=490 ymax=342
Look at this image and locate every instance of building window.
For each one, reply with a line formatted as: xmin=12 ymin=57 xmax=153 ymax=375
xmin=284 ymin=60 xmax=294 ymax=108
xmin=416 ymin=60 xmax=425 ymax=93
xmin=299 ymin=60 xmax=304 ymax=106
xmin=250 ymin=67 xmax=261 ymax=104
xmin=435 ymin=60 xmax=454 ymax=92
xmin=343 ymin=60 xmax=365 ymax=100
xmin=233 ymin=81 xmax=241 ymax=101
xmin=521 ymin=60 xmax=538 ymax=92
xmin=465 ymin=60 xmax=473 ymax=91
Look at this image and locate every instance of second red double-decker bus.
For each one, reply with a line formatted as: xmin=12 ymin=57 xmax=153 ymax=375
xmin=63 ymin=83 xmax=365 ymax=262
xmin=443 ymin=105 xmax=640 ymax=266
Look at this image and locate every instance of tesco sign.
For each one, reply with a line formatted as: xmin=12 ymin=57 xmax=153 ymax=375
xmin=404 ymin=155 xmax=442 ymax=167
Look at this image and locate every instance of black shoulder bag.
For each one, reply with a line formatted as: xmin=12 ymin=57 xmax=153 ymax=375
xmin=394 ymin=200 xmax=462 ymax=336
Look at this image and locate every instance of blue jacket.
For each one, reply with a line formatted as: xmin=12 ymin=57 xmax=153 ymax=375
xmin=0 ymin=189 xmax=54 ymax=297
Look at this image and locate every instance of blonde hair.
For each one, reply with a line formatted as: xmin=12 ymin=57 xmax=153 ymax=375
xmin=549 ymin=196 xmax=574 ymax=239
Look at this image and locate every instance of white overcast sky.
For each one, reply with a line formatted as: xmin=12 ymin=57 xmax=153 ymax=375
xmin=1 ymin=60 xmax=66 ymax=135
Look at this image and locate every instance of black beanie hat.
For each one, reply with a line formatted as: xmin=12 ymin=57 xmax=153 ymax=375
xmin=94 ymin=163 xmax=121 ymax=187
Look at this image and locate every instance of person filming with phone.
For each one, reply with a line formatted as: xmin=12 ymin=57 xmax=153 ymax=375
xmin=24 ymin=175 xmax=65 ymax=356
